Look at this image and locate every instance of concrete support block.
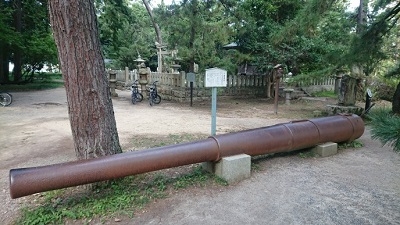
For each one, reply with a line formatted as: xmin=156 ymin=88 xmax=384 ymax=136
xmin=202 ymin=154 xmax=251 ymax=184
xmin=312 ymin=142 xmax=338 ymax=157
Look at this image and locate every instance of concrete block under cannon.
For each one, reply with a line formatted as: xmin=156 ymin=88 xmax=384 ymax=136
xmin=9 ymin=114 xmax=364 ymax=199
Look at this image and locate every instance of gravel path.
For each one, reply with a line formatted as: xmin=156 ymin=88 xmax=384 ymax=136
xmin=131 ymin=129 xmax=400 ymax=225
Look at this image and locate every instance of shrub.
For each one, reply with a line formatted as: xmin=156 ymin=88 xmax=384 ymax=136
xmin=370 ymin=80 xmax=396 ymax=101
xmin=369 ymin=108 xmax=400 ymax=152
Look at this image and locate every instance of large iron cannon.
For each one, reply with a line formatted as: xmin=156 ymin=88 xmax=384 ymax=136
xmin=10 ymin=114 xmax=364 ymax=199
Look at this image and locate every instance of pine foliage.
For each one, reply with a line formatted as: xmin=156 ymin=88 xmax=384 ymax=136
xmin=369 ymin=108 xmax=400 ymax=152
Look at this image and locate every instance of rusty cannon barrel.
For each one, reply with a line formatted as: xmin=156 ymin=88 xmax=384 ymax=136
xmin=10 ymin=114 xmax=364 ymax=199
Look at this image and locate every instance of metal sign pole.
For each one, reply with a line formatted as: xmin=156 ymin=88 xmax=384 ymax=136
xmin=190 ymin=81 xmax=193 ymax=107
xmin=187 ymin=72 xmax=196 ymax=107
xmin=211 ymin=87 xmax=217 ymax=136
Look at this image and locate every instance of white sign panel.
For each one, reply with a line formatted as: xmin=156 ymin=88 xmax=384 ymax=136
xmin=205 ymin=68 xmax=227 ymax=87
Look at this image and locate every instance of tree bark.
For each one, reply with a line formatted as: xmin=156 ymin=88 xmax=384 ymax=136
xmin=188 ymin=0 xmax=198 ymax=73
xmin=12 ymin=0 xmax=22 ymax=83
xmin=392 ymin=82 xmax=400 ymax=114
xmin=142 ymin=0 xmax=163 ymax=44
xmin=48 ymin=0 xmax=122 ymax=159
xmin=0 ymin=44 xmax=10 ymax=84
xmin=356 ymin=0 xmax=367 ymax=34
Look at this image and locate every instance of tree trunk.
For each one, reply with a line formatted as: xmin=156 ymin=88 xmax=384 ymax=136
xmin=48 ymin=0 xmax=122 ymax=160
xmin=142 ymin=0 xmax=164 ymax=72
xmin=142 ymin=0 xmax=163 ymax=44
xmin=12 ymin=0 xmax=22 ymax=83
xmin=0 ymin=44 xmax=10 ymax=84
xmin=356 ymin=0 xmax=367 ymax=34
xmin=392 ymin=82 xmax=400 ymax=114
xmin=188 ymin=0 xmax=198 ymax=73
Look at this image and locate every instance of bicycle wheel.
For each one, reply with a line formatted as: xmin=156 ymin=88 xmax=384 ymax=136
xmin=0 ymin=92 xmax=12 ymax=106
xmin=131 ymin=92 xmax=137 ymax=104
xmin=154 ymin=94 xmax=161 ymax=104
xmin=149 ymin=95 xmax=154 ymax=106
xmin=136 ymin=93 xmax=143 ymax=102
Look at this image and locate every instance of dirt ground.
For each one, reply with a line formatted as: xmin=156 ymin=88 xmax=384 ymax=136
xmin=0 ymin=87 xmax=399 ymax=225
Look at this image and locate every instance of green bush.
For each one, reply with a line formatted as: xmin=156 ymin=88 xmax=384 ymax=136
xmin=369 ymin=108 xmax=400 ymax=152
xmin=371 ymin=79 xmax=397 ymax=101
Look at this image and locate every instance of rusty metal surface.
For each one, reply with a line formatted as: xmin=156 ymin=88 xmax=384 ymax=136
xmin=10 ymin=114 xmax=364 ymax=199
xmin=10 ymin=139 xmax=219 ymax=199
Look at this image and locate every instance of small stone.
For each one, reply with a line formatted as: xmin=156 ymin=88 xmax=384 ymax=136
xmin=114 ymin=218 xmax=122 ymax=222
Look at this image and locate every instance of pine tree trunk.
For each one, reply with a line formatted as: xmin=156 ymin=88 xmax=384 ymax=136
xmin=392 ymin=82 xmax=400 ymax=114
xmin=12 ymin=0 xmax=22 ymax=82
xmin=142 ymin=0 xmax=162 ymax=45
xmin=48 ymin=0 xmax=122 ymax=160
xmin=0 ymin=44 xmax=10 ymax=83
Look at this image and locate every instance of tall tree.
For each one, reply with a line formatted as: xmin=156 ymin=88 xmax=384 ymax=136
xmin=0 ymin=0 xmax=57 ymax=84
xmin=142 ymin=0 xmax=163 ymax=45
xmin=97 ymin=0 xmax=156 ymax=69
xmin=0 ymin=1 xmax=16 ymax=83
xmin=156 ymin=0 xmax=234 ymax=72
xmin=48 ymin=0 xmax=122 ymax=159
xmin=12 ymin=0 xmax=23 ymax=82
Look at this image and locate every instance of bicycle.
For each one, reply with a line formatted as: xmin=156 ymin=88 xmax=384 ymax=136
xmin=0 ymin=92 xmax=12 ymax=106
xmin=131 ymin=80 xmax=143 ymax=104
xmin=148 ymin=81 xmax=161 ymax=106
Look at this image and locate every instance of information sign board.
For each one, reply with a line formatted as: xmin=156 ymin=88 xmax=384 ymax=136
xmin=187 ymin=72 xmax=196 ymax=83
xmin=205 ymin=68 xmax=227 ymax=87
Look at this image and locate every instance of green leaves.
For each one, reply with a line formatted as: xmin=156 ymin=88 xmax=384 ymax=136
xmin=369 ymin=108 xmax=400 ymax=152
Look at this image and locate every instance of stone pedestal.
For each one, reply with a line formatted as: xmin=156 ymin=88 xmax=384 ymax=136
xmin=283 ymin=88 xmax=294 ymax=105
xmin=109 ymin=71 xmax=118 ymax=97
xmin=124 ymin=67 xmax=130 ymax=85
xmin=202 ymin=154 xmax=251 ymax=184
xmin=334 ymin=75 xmax=342 ymax=94
xmin=312 ymin=142 xmax=338 ymax=157
xmin=138 ymin=65 xmax=148 ymax=97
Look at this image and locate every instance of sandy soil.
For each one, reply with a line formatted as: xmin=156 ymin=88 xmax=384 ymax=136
xmin=0 ymin=87 xmax=399 ymax=225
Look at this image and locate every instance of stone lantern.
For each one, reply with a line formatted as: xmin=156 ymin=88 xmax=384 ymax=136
xmin=170 ymin=48 xmax=181 ymax=74
xmin=283 ymin=72 xmax=294 ymax=105
xmin=134 ymin=55 xmax=145 ymax=68
xmin=109 ymin=70 xmax=118 ymax=97
xmin=138 ymin=64 xmax=149 ymax=97
xmin=134 ymin=55 xmax=148 ymax=96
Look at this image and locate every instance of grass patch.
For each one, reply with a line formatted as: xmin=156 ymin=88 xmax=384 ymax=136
xmin=128 ymin=133 xmax=208 ymax=150
xmin=311 ymin=90 xmax=337 ymax=98
xmin=338 ymin=140 xmax=364 ymax=150
xmin=1 ymin=73 xmax=64 ymax=91
xmin=15 ymin=166 xmax=225 ymax=225
xmin=298 ymin=149 xmax=316 ymax=158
